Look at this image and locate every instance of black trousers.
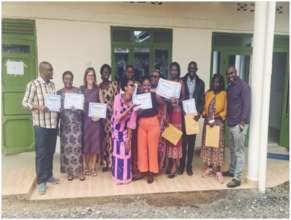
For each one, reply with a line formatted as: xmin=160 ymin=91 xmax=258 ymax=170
xmin=180 ymin=134 xmax=196 ymax=170
xmin=34 ymin=127 xmax=57 ymax=184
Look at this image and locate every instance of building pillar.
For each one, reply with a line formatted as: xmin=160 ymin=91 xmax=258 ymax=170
xmin=247 ymin=2 xmax=276 ymax=192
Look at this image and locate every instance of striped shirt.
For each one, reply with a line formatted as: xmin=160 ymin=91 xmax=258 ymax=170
xmin=22 ymin=77 xmax=58 ymax=129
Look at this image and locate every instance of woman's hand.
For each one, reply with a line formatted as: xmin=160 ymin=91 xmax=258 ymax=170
xmin=91 ymin=117 xmax=100 ymax=122
xmin=208 ymin=119 xmax=215 ymax=127
xmin=170 ymin=97 xmax=178 ymax=106
xmin=125 ymin=138 xmax=131 ymax=153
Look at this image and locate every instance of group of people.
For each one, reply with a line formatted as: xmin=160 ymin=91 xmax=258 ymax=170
xmin=22 ymin=60 xmax=250 ymax=195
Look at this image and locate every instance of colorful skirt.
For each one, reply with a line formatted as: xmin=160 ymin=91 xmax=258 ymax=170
xmin=112 ymin=138 xmax=132 ymax=184
xmin=200 ymin=119 xmax=225 ymax=168
xmin=167 ymin=109 xmax=183 ymax=159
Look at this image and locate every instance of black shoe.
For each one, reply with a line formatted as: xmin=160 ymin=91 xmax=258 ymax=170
xmin=168 ymin=173 xmax=177 ymax=179
xmin=133 ymin=173 xmax=144 ymax=181
xmin=147 ymin=172 xmax=154 ymax=184
xmin=177 ymin=167 xmax=184 ymax=175
xmin=186 ymin=167 xmax=193 ymax=176
xmin=222 ymin=170 xmax=234 ymax=177
xmin=227 ymin=178 xmax=241 ymax=188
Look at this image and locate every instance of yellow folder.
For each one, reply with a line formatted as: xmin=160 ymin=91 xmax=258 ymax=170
xmin=162 ymin=123 xmax=183 ymax=146
xmin=184 ymin=113 xmax=200 ymax=135
xmin=205 ymin=125 xmax=220 ymax=148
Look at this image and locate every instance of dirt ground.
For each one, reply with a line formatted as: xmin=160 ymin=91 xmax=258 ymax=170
xmin=2 ymin=181 xmax=289 ymax=218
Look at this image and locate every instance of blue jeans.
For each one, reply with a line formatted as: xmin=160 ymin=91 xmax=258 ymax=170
xmin=228 ymin=124 xmax=249 ymax=181
xmin=34 ymin=127 xmax=57 ymax=184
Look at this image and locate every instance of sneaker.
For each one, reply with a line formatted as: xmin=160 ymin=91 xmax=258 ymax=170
xmin=47 ymin=176 xmax=60 ymax=184
xmin=222 ymin=170 xmax=234 ymax=177
xmin=226 ymin=178 xmax=241 ymax=188
xmin=38 ymin=183 xmax=46 ymax=195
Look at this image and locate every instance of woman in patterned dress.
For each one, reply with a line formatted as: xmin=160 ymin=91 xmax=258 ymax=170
xmin=200 ymin=73 xmax=227 ymax=184
xmin=98 ymin=64 xmax=119 ymax=172
xmin=166 ymin=62 xmax=185 ymax=178
xmin=81 ymin=67 xmax=103 ymax=176
xmin=58 ymin=71 xmax=85 ymax=181
xmin=111 ymin=79 xmax=137 ymax=184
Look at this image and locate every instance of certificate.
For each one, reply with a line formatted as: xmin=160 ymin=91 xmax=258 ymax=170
xmin=132 ymin=93 xmax=152 ymax=110
xmin=44 ymin=94 xmax=61 ymax=112
xmin=205 ymin=125 xmax=220 ymax=148
xmin=64 ymin=93 xmax=84 ymax=110
xmin=156 ymin=78 xmax=181 ymax=99
xmin=184 ymin=113 xmax=200 ymax=135
xmin=88 ymin=102 xmax=107 ymax=119
xmin=182 ymin=98 xmax=197 ymax=114
xmin=161 ymin=123 xmax=183 ymax=146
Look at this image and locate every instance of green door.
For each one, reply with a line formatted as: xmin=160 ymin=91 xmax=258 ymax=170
xmin=279 ymin=54 xmax=289 ymax=147
xmin=2 ymin=19 xmax=37 ymax=154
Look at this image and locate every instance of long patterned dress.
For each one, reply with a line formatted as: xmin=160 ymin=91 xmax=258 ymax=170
xmin=111 ymin=93 xmax=137 ymax=184
xmin=167 ymin=80 xmax=185 ymax=159
xmin=157 ymin=96 xmax=168 ymax=171
xmin=57 ymin=87 xmax=83 ymax=177
xmin=200 ymin=95 xmax=225 ymax=168
xmin=99 ymin=81 xmax=119 ymax=169
xmin=81 ymin=86 xmax=103 ymax=156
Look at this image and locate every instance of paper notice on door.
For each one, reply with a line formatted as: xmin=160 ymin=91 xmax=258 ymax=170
xmin=7 ymin=60 xmax=25 ymax=75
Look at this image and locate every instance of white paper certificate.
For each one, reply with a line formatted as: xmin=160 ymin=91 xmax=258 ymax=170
xmin=133 ymin=93 xmax=152 ymax=110
xmin=88 ymin=102 xmax=107 ymax=119
xmin=182 ymin=98 xmax=197 ymax=114
xmin=64 ymin=93 xmax=84 ymax=110
xmin=156 ymin=78 xmax=181 ymax=99
xmin=44 ymin=94 xmax=61 ymax=112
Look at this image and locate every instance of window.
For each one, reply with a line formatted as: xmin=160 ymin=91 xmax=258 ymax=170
xmin=111 ymin=27 xmax=172 ymax=80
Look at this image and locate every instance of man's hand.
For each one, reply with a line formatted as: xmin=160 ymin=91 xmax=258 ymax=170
xmin=35 ymin=105 xmax=48 ymax=112
xmin=239 ymin=121 xmax=245 ymax=132
xmin=194 ymin=114 xmax=200 ymax=122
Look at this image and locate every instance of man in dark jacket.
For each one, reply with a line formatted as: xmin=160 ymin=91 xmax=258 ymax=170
xmin=179 ymin=61 xmax=205 ymax=176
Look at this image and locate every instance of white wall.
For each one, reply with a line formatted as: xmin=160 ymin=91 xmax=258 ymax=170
xmin=36 ymin=19 xmax=110 ymax=90
xmin=173 ymin=28 xmax=212 ymax=147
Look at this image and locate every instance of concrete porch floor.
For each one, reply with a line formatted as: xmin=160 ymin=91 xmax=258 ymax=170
xmin=2 ymin=147 xmax=289 ymax=201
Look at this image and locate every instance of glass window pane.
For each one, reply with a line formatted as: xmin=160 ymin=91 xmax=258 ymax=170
xmin=154 ymin=49 xmax=169 ymax=78
xmin=114 ymin=48 xmax=129 ymax=80
xmin=212 ymin=51 xmax=221 ymax=75
xmin=2 ymin=44 xmax=30 ymax=54
xmin=153 ymin=31 xmax=171 ymax=43
xmin=134 ymin=48 xmax=149 ymax=79
xmin=112 ymin=29 xmax=131 ymax=42
xmin=133 ymin=31 xmax=151 ymax=44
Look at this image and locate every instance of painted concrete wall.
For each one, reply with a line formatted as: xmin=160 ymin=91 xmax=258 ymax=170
xmin=2 ymin=2 xmax=289 ymax=150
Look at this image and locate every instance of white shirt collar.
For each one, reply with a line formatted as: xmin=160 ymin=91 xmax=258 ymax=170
xmin=38 ymin=76 xmax=48 ymax=84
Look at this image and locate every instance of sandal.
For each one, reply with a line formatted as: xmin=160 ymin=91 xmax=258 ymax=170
xmin=84 ymin=169 xmax=91 ymax=176
xmin=91 ymin=170 xmax=98 ymax=176
xmin=202 ymin=167 xmax=213 ymax=177
xmin=216 ymin=172 xmax=224 ymax=184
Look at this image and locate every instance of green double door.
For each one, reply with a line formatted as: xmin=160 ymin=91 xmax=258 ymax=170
xmin=2 ymin=19 xmax=37 ymax=154
xmin=214 ymin=44 xmax=289 ymax=148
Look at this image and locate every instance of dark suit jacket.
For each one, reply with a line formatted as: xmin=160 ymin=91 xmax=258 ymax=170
xmin=181 ymin=73 xmax=205 ymax=115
